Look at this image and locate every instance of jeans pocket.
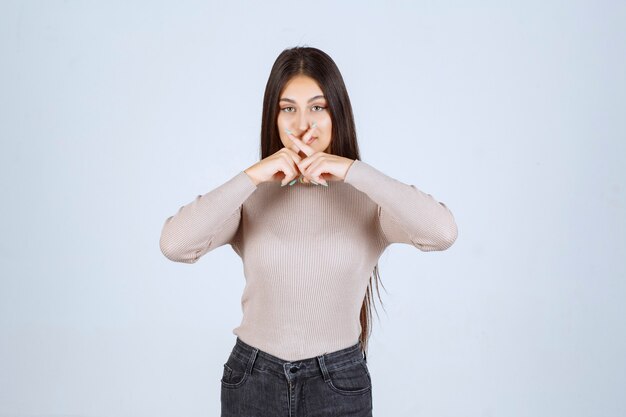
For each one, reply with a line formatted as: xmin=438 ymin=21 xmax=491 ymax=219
xmin=221 ymin=355 xmax=250 ymax=389
xmin=325 ymin=359 xmax=372 ymax=396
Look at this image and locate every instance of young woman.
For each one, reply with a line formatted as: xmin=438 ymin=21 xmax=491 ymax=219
xmin=160 ymin=46 xmax=458 ymax=417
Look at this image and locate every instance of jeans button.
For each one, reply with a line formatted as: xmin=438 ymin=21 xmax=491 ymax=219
xmin=289 ymin=366 xmax=299 ymax=373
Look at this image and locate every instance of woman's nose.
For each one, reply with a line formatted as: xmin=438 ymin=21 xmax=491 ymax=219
xmin=297 ymin=114 xmax=313 ymax=133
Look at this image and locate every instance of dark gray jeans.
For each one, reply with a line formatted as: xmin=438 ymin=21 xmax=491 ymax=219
xmin=220 ymin=337 xmax=373 ymax=416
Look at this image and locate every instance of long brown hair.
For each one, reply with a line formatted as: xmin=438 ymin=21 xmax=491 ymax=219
xmin=258 ymin=46 xmax=387 ymax=358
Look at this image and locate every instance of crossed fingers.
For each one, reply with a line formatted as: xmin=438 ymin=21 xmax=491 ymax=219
xmin=284 ymin=125 xmax=328 ymax=186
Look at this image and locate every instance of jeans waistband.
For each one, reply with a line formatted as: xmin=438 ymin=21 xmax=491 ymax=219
xmin=229 ymin=337 xmax=367 ymax=380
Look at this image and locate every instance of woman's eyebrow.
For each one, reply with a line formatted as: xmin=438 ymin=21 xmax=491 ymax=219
xmin=279 ymin=95 xmax=325 ymax=104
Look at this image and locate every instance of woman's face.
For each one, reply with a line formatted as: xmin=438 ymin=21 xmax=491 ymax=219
xmin=277 ymin=75 xmax=332 ymax=154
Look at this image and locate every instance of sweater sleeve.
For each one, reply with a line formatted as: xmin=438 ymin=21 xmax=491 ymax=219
xmin=343 ymin=159 xmax=458 ymax=251
xmin=159 ymin=170 xmax=258 ymax=263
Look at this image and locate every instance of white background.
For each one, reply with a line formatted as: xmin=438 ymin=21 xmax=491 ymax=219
xmin=1 ymin=1 xmax=624 ymax=416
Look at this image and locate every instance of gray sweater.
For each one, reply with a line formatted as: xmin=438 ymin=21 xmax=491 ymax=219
xmin=160 ymin=159 xmax=458 ymax=361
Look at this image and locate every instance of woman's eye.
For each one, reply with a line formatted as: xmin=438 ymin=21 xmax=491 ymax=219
xmin=281 ymin=105 xmax=326 ymax=113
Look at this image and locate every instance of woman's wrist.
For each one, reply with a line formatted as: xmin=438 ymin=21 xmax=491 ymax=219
xmin=244 ymin=168 xmax=261 ymax=186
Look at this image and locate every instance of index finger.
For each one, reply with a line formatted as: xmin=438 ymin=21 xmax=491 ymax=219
xmin=285 ymin=129 xmax=315 ymax=158
xmin=285 ymin=144 xmax=303 ymax=161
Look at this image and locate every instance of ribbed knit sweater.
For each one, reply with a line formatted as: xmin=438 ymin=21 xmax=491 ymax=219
xmin=159 ymin=159 xmax=458 ymax=361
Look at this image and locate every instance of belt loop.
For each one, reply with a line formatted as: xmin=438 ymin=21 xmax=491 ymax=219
xmin=317 ymin=355 xmax=330 ymax=382
xmin=246 ymin=347 xmax=259 ymax=375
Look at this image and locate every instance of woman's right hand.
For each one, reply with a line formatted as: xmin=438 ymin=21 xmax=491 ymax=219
xmin=244 ymin=145 xmax=305 ymax=187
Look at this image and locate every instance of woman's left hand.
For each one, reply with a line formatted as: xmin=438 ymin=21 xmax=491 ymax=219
xmin=286 ymin=132 xmax=354 ymax=186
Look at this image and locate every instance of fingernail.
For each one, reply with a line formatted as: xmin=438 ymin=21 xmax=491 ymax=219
xmin=311 ymin=180 xmax=319 ymax=185
xmin=312 ymin=122 xmax=317 ymax=128
xmin=288 ymin=179 xmax=297 ymax=186
xmin=280 ymin=181 xmax=286 ymax=187
xmin=285 ymin=129 xmax=292 ymax=134
xmin=321 ymin=181 xmax=328 ymax=187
